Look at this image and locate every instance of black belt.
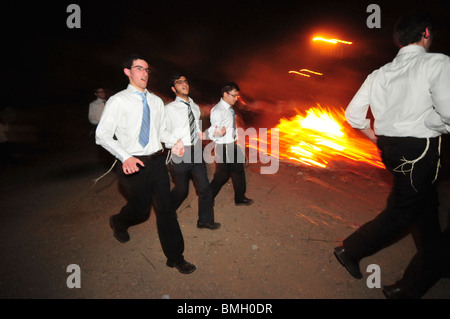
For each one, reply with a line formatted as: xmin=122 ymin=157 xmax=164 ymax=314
xmin=133 ymin=149 xmax=165 ymax=161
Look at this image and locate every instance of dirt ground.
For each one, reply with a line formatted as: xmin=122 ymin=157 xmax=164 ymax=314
xmin=0 ymin=106 xmax=449 ymax=301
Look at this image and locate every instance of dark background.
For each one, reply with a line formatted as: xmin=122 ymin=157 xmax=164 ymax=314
xmin=6 ymin=0 xmax=450 ymax=108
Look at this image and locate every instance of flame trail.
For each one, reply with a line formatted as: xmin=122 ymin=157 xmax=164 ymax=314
xmin=253 ymin=105 xmax=384 ymax=169
xmin=312 ymin=37 xmax=353 ymax=45
xmin=289 ymin=69 xmax=323 ymax=78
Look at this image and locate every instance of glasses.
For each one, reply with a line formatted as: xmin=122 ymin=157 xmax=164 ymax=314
xmin=227 ymin=92 xmax=239 ymax=98
xmin=131 ymin=66 xmax=151 ymax=74
xmin=175 ymin=80 xmax=189 ymax=85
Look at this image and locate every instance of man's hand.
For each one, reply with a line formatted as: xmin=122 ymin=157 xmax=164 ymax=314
xmin=360 ymin=128 xmax=378 ymax=145
xmin=198 ymin=131 xmax=206 ymax=140
xmin=122 ymin=157 xmax=145 ymax=175
xmin=214 ymin=126 xmax=226 ymax=137
xmin=172 ymin=139 xmax=185 ymax=157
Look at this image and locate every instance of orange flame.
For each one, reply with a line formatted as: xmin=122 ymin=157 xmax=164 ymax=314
xmin=237 ymin=95 xmax=247 ymax=105
xmin=313 ymin=37 xmax=352 ymax=45
xmin=259 ymin=105 xmax=383 ymax=169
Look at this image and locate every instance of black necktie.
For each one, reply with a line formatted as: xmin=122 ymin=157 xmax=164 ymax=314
xmin=182 ymin=101 xmax=197 ymax=144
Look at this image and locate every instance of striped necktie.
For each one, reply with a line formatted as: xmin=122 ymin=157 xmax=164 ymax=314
xmin=182 ymin=101 xmax=197 ymax=145
xmin=138 ymin=92 xmax=150 ymax=147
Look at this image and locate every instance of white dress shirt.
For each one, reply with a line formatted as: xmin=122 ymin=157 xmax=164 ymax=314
xmin=96 ymin=84 xmax=178 ymax=162
xmin=165 ymin=96 xmax=201 ymax=148
xmin=88 ymin=98 xmax=106 ymax=125
xmin=207 ymin=98 xmax=237 ymax=144
xmin=345 ymin=45 xmax=450 ymax=137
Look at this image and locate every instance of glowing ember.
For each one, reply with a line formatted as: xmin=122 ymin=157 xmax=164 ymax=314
xmin=289 ymin=69 xmax=323 ymax=78
xmin=313 ymin=37 xmax=352 ymax=45
xmin=256 ymin=105 xmax=384 ymax=169
xmin=289 ymin=71 xmax=311 ymax=78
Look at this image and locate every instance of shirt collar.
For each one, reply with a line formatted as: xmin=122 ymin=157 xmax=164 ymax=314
xmin=220 ymin=98 xmax=232 ymax=109
xmin=397 ymin=44 xmax=426 ymax=57
xmin=127 ymin=84 xmax=149 ymax=97
xmin=175 ymin=96 xmax=192 ymax=105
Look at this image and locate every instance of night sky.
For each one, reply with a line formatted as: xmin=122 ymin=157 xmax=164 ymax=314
xmin=7 ymin=0 xmax=450 ymax=116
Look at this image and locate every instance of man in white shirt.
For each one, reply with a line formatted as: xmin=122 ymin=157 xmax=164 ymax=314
xmin=334 ymin=12 xmax=450 ymax=298
xmin=208 ymin=82 xmax=253 ymax=206
xmin=96 ymin=54 xmax=195 ymax=274
xmin=88 ymin=88 xmax=106 ymax=126
xmin=165 ymin=75 xmax=220 ymax=230
xmin=89 ymin=88 xmax=111 ymax=166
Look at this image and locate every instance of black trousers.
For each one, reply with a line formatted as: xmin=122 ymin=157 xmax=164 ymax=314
xmin=397 ymin=228 xmax=450 ymax=298
xmin=210 ymin=142 xmax=247 ymax=202
xmin=343 ymin=136 xmax=442 ymax=262
xmin=169 ymin=144 xmax=215 ymax=224
xmin=115 ymin=153 xmax=185 ymax=263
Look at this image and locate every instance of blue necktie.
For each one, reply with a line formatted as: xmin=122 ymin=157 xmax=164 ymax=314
xmin=138 ymin=92 xmax=150 ymax=147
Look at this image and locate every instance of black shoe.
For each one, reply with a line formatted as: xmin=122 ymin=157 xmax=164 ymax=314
xmin=333 ymin=246 xmax=362 ymax=279
xmin=235 ymin=197 xmax=254 ymax=206
xmin=109 ymin=215 xmax=130 ymax=243
xmin=167 ymin=259 xmax=196 ymax=274
xmin=383 ymin=284 xmax=414 ymax=299
xmin=197 ymin=221 xmax=221 ymax=230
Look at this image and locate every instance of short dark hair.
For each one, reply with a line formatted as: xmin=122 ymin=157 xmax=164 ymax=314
xmin=122 ymin=54 xmax=147 ymax=69
xmin=221 ymin=82 xmax=240 ymax=96
xmin=393 ymin=11 xmax=433 ymax=47
xmin=169 ymin=74 xmax=185 ymax=88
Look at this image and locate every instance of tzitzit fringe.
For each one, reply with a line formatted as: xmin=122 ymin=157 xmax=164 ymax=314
xmin=393 ymin=136 xmax=441 ymax=192
xmin=91 ymin=159 xmax=117 ymax=188
xmin=165 ymin=150 xmax=172 ymax=165
xmin=435 ymin=136 xmax=441 ymax=183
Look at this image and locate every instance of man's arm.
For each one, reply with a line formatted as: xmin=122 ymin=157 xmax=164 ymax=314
xmin=95 ymin=97 xmax=132 ymax=163
xmin=345 ymin=77 xmax=376 ymax=143
xmin=427 ymin=55 xmax=450 ymax=133
xmin=345 ymin=78 xmax=372 ymax=131
xmin=207 ymin=107 xmax=226 ymax=140
xmin=360 ymin=128 xmax=378 ymax=144
xmin=159 ymin=103 xmax=184 ymax=156
xmin=95 ymin=97 xmax=145 ymax=175
xmin=163 ymin=105 xmax=177 ymax=149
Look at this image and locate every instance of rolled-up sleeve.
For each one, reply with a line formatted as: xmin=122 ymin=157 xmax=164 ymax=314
xmin=345 ymin=77 xmax=372 ymax=130
xmin=427 ymin=55 xmax=450 ymax=133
